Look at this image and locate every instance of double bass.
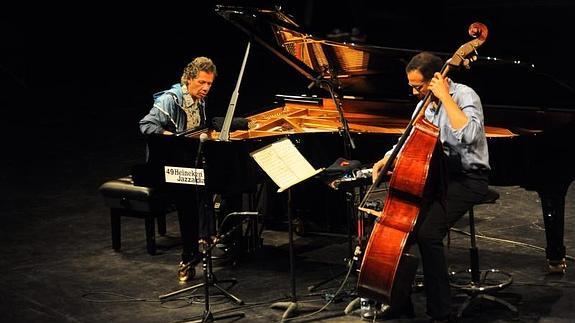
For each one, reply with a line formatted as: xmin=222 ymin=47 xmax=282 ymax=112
xmin=357 ymin=23 xmax=489 ymax=306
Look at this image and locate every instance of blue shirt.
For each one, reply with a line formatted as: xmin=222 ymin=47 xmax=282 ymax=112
xmin=385 ymin=81 xmax=490 ymax=173
xmin=139 ymin=83 xmax=206 ymax=135
xmin=420 ymin=81 xmax=490 ymax=172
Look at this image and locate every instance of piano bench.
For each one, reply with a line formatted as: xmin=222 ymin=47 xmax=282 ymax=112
xmin=98 ymin=176 xmax=174 ymax=255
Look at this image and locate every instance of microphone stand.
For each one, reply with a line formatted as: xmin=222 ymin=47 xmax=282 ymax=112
xmin=308 ymin=69 xmax=355 ymax=155
xmin=306 ymin=71 xmax=359 ymax=297
xmin=327 ymin=84 xmax=356 ymax=155
xmin=159 ymin=142 xmax=246 ymax=322
xmin=159 ymin=214 xmax=254 ymax=322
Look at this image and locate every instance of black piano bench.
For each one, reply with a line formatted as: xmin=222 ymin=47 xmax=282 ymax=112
xmin=448 ymin=188 xmax=518 ymax=319
xmin=98 ymin=176 xmax=174 ymax=255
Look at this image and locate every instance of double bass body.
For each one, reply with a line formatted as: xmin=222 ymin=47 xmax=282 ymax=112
xmin=357 ymin=117 xmax=441 ymax=305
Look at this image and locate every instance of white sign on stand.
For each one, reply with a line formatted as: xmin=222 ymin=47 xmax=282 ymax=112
xmin=164 ymin=166 xmax=205 ymax=185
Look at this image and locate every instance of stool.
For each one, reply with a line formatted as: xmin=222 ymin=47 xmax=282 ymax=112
xmin=99 ymin=176 xmax=174 ymax=255
xmin=449 ymin=188 xmax=518 ymax=318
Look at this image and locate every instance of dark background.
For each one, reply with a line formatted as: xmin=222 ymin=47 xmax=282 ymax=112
xmin=1 ymin=0 xmax=574 ymax=172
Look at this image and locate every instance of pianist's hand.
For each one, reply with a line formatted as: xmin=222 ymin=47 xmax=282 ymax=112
xmin=162 ymin=130 xmax=174 ymax=135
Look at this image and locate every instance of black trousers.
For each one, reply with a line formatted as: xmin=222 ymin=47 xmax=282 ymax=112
xmin=538 ymin=186 xmax=568 ymax=262
xmin=174 ymin=188 xmax=214 ymax=264
xmin=410 ymin=171 xmax=489 ymax=319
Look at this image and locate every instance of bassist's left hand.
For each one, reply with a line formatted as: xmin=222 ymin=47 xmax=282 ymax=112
xmin=428 ymin=72 xmax=451 ymax=102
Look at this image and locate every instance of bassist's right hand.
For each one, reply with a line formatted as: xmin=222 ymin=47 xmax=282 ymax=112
xmin=372 ymin=156 xmax=393 ymax=183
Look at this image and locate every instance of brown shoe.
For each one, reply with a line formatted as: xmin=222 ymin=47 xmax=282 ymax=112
xmin=547 ymin=258 xmax=567 ymax=274
xmin=178 ymin=261 xmax=196 ymax=283
xmin=198 ymin=236 xmax=218 ymax=252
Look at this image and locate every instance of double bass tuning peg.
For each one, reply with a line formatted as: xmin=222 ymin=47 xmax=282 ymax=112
xmin=463 ymin=55 xmax=478 ymax=69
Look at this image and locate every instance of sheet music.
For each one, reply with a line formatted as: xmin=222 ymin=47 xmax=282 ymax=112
xmin=250 ymin=138 xmax=324 ymax=192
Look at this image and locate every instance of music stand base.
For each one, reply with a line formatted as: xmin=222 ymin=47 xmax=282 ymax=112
xmin=158 ymin=278 xmax=243 ymax=305
xmin=184 ymin=310 xmax=245 ymax=323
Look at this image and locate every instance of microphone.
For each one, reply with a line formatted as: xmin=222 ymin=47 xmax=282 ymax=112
xmin=217 ymin=217 xmax=251 ymax=242
xmin=194 ymin=133 xmax=209 ymax=168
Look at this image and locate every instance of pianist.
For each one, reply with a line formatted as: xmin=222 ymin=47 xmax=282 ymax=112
xmin=139 ymin=57 xmax=217 ymax=282
xmin=139 ymin=56 xmax=216 ymax=135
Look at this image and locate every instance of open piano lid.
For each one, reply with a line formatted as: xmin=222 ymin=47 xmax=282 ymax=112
xmin=216 ymin=4 xmax=575 ymax=110
xmin=215 ymin=4 xmax=418 ymax=101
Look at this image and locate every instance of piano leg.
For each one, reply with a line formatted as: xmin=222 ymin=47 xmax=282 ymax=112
xmin=537 ymin=185 xmax=568 ymax=271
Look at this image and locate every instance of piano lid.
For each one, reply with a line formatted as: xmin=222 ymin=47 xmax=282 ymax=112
xmin=215 ymin=5 xmax=574 ymax=106
xmin=215 ymin=4 xmax=574 ymax=109
xmin=215 ymin=4 xmax=419 ymax=100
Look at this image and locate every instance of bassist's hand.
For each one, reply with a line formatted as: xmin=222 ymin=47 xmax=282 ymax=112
xmin=372 ymin=156 xmax=392 ymax=183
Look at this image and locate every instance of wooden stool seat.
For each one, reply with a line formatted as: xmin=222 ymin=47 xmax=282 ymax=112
xmin=99 ymin=176 xmax=174 ymax=255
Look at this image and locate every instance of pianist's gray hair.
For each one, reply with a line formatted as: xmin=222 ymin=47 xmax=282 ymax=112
xmin=181 ymin=57 xmax=217 ymax=85
xmin=405 ymin=52 xmax=444 ymax=81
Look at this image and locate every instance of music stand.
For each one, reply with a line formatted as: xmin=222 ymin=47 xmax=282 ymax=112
xmin=250 ymin=138 xmax=324 ymax=321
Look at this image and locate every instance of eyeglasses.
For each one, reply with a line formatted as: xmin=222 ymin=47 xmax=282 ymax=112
xmin=408 ymin=82 xmax=427 ymax=93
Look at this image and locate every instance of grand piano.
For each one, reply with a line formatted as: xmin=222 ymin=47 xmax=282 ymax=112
xmin=138 ymin=4 xmax=574 ymax=253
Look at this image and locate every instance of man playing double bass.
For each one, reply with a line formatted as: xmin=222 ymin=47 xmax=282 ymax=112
xmin=368 ymin=51 xmax=491 ymax=322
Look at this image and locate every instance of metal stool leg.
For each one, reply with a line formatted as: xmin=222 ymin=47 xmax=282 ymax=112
xmin=450 ymin=206 xmax=517 ymax=318
xmin=468 ymin=208 xmax=480 ymax=284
